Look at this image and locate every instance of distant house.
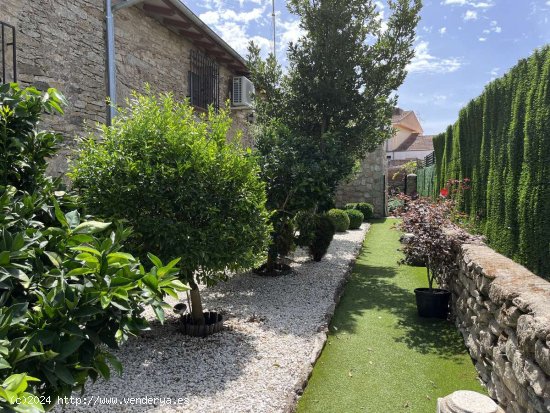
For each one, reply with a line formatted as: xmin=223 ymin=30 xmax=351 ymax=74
xmin=386 ymin=108 xmax=433 ymax=161
xmin=2 ymin=0 xmax=253 ymax=175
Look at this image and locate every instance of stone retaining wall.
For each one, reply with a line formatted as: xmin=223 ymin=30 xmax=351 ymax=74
xmin=450 ymin=243 xmax=550 ymax=413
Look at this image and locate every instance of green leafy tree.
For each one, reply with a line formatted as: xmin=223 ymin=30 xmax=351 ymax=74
xmin=247 ymin=0 xmax=421 ymax=271
xmin=71 ymin=91 xmax=271 ymax=324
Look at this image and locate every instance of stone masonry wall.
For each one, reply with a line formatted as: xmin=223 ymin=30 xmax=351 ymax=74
xmin=450 ymin=243 xmax=550 ymax=413
xmin=334 ymin=144 xmax=387 ymax=217
xmin=1 ymin=1 xmax=249 ymax=175
xmin=1 ymin=0 xmax=107 ymax=175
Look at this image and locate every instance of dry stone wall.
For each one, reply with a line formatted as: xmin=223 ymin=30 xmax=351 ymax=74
xmin=450 ymin=243 xmax=550 ymax=413
xmin=334 ymin=144 xmax=387 ymax=217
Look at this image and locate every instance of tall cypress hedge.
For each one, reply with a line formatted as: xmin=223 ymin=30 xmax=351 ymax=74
xmin=434 ymin=46 xmax=550 ymax=279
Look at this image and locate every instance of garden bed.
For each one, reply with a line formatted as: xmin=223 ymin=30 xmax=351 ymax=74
xmin=55 ymin=225 xmax=369 ymax=412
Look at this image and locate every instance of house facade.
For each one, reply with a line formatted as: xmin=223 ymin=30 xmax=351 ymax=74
xmin=1 ymin=0 xmax=253 ymax=175
xmin=386 ymin=108 xmax=433 ymax=161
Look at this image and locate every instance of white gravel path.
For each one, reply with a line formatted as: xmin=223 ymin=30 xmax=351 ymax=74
xmin=56 ymin=224 xmax=368 ymax=413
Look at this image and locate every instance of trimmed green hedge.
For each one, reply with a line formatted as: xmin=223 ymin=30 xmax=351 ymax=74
xmin=327 ymin=209 xmax=350 ymax=232
xmin=345 ymin=209 xmax=364 ymax=229
xmin=433 ymin=46 xmax=550 ymax=278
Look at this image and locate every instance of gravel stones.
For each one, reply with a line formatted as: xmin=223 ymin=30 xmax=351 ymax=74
xmin=55 ymin=225 xmax=369 ymax=413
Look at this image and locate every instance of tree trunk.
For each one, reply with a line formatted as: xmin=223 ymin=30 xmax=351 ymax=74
xmin=188 ymin=279 xmax=205 ymax=325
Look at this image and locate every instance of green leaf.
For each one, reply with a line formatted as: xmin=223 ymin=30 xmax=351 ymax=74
xmin=65 ymin=267 xmax=95 ymax=277
xmin=43 ymin=251 xmax=61 ymax=268
xmin=64 ymin=210 xmax=80 ymax=228
xmin=53 ymin=200 xmax=68 ymax=229
xmin=95 ymin=359 xmax=110 ymax=380
xmin=100 ymin=295 xmax=111 ymax=309
xmin=0 ymin=358 xmax=11 ymax=370
xmin=0 ymin=252 xmax=10 ymax=266
xmin=147 ymin=253 xmax=163 ymax=268
xmin=54 ymin=364 xmax=76 ymax=385
xmin=73 ymin=221 xmax=111 ymax=235
xmin=3 ymin=373 xmax=28 ymax=393
xmin=141 ymin=274 xmax=158 ymax=291
xmin=70 ymin=246 xmax=101 ymax=256
xmin=105 ymin=354 xmax=123 ymax=376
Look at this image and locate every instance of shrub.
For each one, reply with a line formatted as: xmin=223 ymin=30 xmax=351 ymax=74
xmin=0 ymin=84 xmax=186 ymax=409
xmin=295 ymin=210 xmax=316 ymax=248
xmin=0 ymin=188 xmax=185 ymax=404
xmin=399 ymin=195 xmax=472 ymax=289
xmin=327 ymin=208 xmax=350 ymax=232
xmin=345 ymin=202 xmax=374 ymax=221
xmin=309 ymin=215 xmax=336 ymax=261
xmin=0 ymin=83 xmax=66 ymax=192
xmin=71 ymin=91 xmax=271 ymax=324
xmin=345 ymin=209 xmax=364 ymax=229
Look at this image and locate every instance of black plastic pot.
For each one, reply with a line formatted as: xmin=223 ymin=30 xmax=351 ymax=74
xmin=414 ymin=288 xmax=451 ymax=319
xmin=180 ymin=311 xmax=223 ymax=337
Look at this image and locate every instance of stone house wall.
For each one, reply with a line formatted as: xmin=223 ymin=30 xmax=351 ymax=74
xmin=450 ymin=242 xmax=550 ymax=413
xmin=334 ymin=144 xmax=388 ymax=217
xmin=1 ymin=0 xmax=250 ymax=175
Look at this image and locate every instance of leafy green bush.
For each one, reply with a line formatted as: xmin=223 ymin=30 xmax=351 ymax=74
xmin=1 ymin=187 xmax=185 ymax=403
xmin=345 ymin=209 xmax=364 ymax=229
xmin=327 ymin=209 xmax=350 ymax=232
xmin=345 ymin=202 xmax=374 ymax=221
xmin=70 ymin=91 xmax=271 ymax=323
xmin=0 ymin=83 xmax=66 ymax=193
xmin=295 ymin=210 xmax=316 ymax=248
xmin=309 ymin=215 xmax=336 ymax=261
xmin=0 ymin=83 xmax=186 ymax=409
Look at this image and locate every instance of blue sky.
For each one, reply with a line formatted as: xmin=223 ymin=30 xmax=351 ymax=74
xmin=186 ymin=0 xmax=550 ymax=135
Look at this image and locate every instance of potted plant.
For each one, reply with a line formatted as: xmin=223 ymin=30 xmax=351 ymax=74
xmin=399 ymin=194 xmax=470 ymax=319
xmin=70 ymin=92 xmax=271 ymax=336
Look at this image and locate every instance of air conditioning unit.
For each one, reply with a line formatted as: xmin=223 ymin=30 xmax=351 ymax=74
xmin=232 ymin=76 xmax=255 ymax=108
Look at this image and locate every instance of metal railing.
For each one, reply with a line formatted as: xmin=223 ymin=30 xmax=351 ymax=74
xmin=1 ymin=21 xmax=16 ymax=84
xmin=417 ymin=151 xmax=435 ymax=168
xmin=188 ymin=49 xmax=219 ymax=111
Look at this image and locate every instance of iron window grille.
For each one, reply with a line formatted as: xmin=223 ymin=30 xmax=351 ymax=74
xmin=188 ymin=50 xmax=219 ymax=111
xmin=0 ymin=21 xmax=16 ymax=84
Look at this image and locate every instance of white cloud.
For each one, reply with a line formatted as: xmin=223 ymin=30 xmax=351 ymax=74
xmin=490 ymin=67 xmax=499 ymax=80
xmin=442 ymin=0 xmax=468 ymax=4
xmin=199 ymin=11 xmax=220 ymax=25
xmin=478 ymin=37 xmax=487 ymax=42
xmin=464 ymin=10 xmax=478 ymax=20
xmin=441 ymin=0 xmax=494 ymax=7
xmin=470 ymin=2 xmax=493 ymax=8
xmin=407 ymin=41 xmax=462 ymax=74
xmin=439 ymin=27 xmax=447 ymax=34
xmin=547 ymin=0 xmax=550 ymax=5
xmin=493 ymin=26 xmax=502 ymax=33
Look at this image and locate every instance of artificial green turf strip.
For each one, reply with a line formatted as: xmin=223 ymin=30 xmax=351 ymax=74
xmin=297 ymin=218 xmax=486 ymax=413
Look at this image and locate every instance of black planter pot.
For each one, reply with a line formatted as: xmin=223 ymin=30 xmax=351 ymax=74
xmin=180 ymin=311 xmax=223 ymax=337
xmin=414 ymin=288 xmax=451 ymax=319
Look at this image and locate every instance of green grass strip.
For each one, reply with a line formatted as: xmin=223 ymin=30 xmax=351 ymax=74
xmin=297 ymin=218 xmax=486 ymax=413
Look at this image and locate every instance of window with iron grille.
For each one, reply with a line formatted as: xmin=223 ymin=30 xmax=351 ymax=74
xmin=0 ymin=21 xmax=16 ymax=84
xmin=188 ymin=50 xmax=219 ymax=111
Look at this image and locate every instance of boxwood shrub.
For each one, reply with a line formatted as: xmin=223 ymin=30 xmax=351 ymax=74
xmin=309 ymin=214 xmax=336 ymax=261
xmin=327 ymin=208 xmax=350 ymax=232
xmin=345 ymin=209 xmax=364 ymax=229
xmin=345 ymin=202 xmax=374 ymax=221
